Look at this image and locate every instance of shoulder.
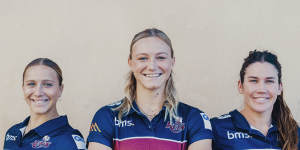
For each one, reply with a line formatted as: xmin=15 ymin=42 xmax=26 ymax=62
xmin=211 ymin=113 xmax=232 ymax=123
xmin=177 ymin=102 xmax=206 ymax=115
xmin=210 ymin=111 xmax=235 ymax=134
xmin=55 ymin=128 xmax=86 ymax=150
xmin=4 ymin=122 xmax=22 ymax=143
xmin=93 ymin=99 xmax=123 ymax=118
xmin=5 ymin=121 xmax=23 ymax=133
xmin=211 ymin=111 xmax=233 ymax=126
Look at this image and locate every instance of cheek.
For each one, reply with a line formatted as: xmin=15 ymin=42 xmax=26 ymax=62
xmin=159 ymin=62 xmax=173 ymax=72
xmin=242 ymin=85 xmax=255 ymax=95
xmin=270 ymin=86 xmax=281 ymax=95
xmin=131 ymin=62 xmax=146 ymax=72
xmin=48 ymin=89 xmax=61 ymax=99
xmin=23 ymin=88 xmax=33 ymax=98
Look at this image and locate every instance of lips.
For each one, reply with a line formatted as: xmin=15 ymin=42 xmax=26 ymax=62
xmin=143 ymin=73 xmax=162 ymax=78
xmin=30 ymin=98 xmax=49 ymax=105
xmin=252 ymin=97 xmax=270 ymax=103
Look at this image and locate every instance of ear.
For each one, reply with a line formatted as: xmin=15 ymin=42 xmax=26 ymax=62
xmin=238 ymin=80 xmax=244 ymax=94
xmin=278 ymin=83 xmax=283 ymax=95
xmin=172 ymin=57 xmax=175 ymax=67
xmin=59 ymin=84 xmax=64 ymax=97
xmin=128 ymin=57 xmax=133 ymax=70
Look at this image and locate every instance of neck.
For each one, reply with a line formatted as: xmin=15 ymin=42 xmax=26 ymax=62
xmin=26 ymin=110 xmax=59 ymax=133
xmin=136 ymin=84 xmax=165 ymax=120
xmin=240 ymin=106 xmax=272 ymax=136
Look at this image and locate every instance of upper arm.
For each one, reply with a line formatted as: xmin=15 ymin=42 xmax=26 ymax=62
xmin=188 ymin=139 xmax=212 ymax=150
xmin=87 ymin=107 xmax=114 ymax=148
xmin=55 ymin=133 xmax=86 ymax=150
xmin=187 ymin=109 xmax=213 ymax=145
xmin=88 ymin=142 xmax=112 ymax=150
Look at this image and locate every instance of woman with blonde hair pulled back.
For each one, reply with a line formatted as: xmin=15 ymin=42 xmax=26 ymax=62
xmin=87 ymin=28 xmax=213 ymax=150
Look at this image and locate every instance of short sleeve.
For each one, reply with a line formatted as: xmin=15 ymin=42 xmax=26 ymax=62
xmin=87 ymin=106 xmax=115 ymax=148
xmin=298 ymin=127 xmax=300 ymax=150
xmin=56 ymin=131 xmax=86 ymax=150
xmin=187 ymin=109 xmax=213 ymax=145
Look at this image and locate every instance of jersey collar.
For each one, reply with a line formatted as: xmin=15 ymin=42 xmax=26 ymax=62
xmin=127 ymin=100 xmax=166 ymax=116
xmin=21 ymin=115 xmax=69 ymax=137
xmin=230 ymin=109 xmax=278 ymax=135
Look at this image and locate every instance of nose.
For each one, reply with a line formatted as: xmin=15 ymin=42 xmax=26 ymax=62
xmin=147 ymin=58 xmax=158 ymax=71
xmin=256 ymin=82 xmax=267 ymax=94
xmin=33 ymin=84 xmax=44 ymax=97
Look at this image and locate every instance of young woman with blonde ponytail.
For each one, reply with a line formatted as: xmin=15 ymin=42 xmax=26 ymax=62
xmin=87 ymin=28 xmax=213 ymax=150
xmin=211 ymin=50 xmax=300 ymax=150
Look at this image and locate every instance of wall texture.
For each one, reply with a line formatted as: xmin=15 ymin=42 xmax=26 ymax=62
xmin=1 ymin=0 xmax=300 ymax=147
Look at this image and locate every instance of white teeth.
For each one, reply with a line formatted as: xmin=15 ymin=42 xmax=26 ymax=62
xmin=145 ymin=73 xmax=161 ymax=78
xmin=31 ymin=99 xmax=49 ymax=104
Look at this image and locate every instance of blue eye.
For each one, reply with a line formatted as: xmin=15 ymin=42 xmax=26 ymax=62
xmin=138 ymin=57 xmax=147 ymax=61
xmin=266 ymin=80 xmax=275 ymax=83
xmin=157 ymin=56 xmax=166 ymax=60
xmin=27 ymin=82 xmax=35 ymax=86
xmin=43 ymin=83 xmax=53 ymax=87
xmin=249 ymin=80 xmax=257 ymax=83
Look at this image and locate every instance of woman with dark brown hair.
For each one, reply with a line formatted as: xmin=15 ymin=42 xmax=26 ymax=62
xmin=87 ymin=28 xmax=213 ymax=150
xmin=211 ymin=50 xmax=300 ymax=150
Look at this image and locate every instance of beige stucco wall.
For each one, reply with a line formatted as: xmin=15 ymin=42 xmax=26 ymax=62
xmin=1 ymin=0 xmax=300 ymax=147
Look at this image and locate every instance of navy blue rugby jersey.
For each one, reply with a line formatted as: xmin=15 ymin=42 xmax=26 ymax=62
xmin=211 ymin=109 xmax=300 ymax=150
xmin=4 ymin=115 xmax=86 ymax=150
xmin=87 ymin=100 xmax=213 ymax=150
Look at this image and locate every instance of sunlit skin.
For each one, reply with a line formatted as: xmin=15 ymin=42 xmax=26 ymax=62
xmin=23 ymin=65 xmax=63 ymax=133
xmin=239 ymin=62 xmax=282 ymax=135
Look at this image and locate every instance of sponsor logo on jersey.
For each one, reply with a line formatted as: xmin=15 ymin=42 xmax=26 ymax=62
xmin=90 ymin=123 xmax=101 ymax=133
xmin=72 ymin=135 xmax=86 ymax=149
xmin=217 ymin=114 xmax=231 ymax=119
xmin=107 ymin=100 xmax=122 ymax=107
xmin=166 ymin=121 xmax=185 ymax=133
xmin=6 ymin=134 xmax=17 ymax=141
xmin=227 ymin=131 xmax=251 ymax=140
xmin=201 ymin=113 xmax=212 ymax=130
xmin=31 ymin=135 xmax=51 ymax=148
xmin=114 ymin=117 xmax=135 ymax=127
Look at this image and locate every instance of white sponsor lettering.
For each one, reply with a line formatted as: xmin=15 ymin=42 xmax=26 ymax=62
xmin=227 ymin=131 xmax=251 ymax=139
xmin=114 ymin=117 xmax=134 ymax=127
xmin=6 ymin=134 xmax=17 ymax=141
xmin=217 ymin=114 xmax=231 ymax=119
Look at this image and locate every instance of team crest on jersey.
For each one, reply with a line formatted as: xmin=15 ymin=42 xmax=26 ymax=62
xmin=166 ymin=121 xmax=185 ymax=133
xmin=31 ymin=135 xmax=51 ymax=148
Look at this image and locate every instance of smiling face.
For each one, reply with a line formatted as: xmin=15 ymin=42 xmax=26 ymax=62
xmin=239 ymin=62 xmax=282 ymax=114
xmin=129 ymin=37 xmax=174 ymax=91
xmin=23 ymin=65 xmax=63 ymax=116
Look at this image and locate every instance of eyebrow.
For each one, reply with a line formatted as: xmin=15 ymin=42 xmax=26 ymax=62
xmin=247 ymin=76 xmax=276 ymax=80
xmin=24 ymin=80 xmax=56 ymax=83
xmin=135 ymin=52 xmax=169 ymax=56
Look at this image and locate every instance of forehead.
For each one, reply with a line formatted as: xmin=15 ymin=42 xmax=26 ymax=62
xmin=245 ymin=62 xmax=278 ymax=78
xmin=132 ymin=37 xmax=171 ymax=55
xmin=24 ymin=65 xmax=58 ymax=81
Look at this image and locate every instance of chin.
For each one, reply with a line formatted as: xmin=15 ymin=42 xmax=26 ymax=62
xmin=143 ymin=83 xmax=163 ymax=90
xmin=31 ymin=107 xmax=50 ymax=115
xmin=251 ymin=105 xmax=273 ymax=113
